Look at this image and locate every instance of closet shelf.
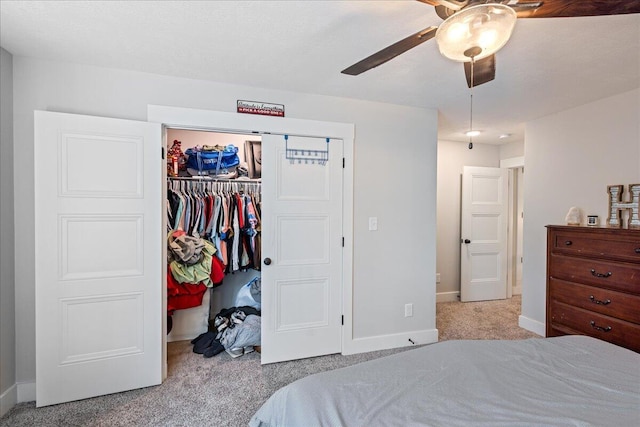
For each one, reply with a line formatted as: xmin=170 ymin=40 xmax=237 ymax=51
xmin=168 ymin=176 xmax=261 ymax=183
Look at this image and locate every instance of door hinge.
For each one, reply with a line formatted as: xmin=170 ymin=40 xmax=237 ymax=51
xmin=341 ymin=315 xmax=344 ymax=325
xmin=342 ymin=237 xmax=344 ymax=247
xmin=342 ymin=158 xmax=345 ymax=168
xmin=162 ymin=147 xmax=165 ymax=160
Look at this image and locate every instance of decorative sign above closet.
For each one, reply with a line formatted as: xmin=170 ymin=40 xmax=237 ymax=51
xmin=237 ymin=100 xmax=285 ymax=117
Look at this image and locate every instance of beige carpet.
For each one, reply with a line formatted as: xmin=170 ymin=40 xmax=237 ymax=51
xmin=1 ymin=296 xmax=539 ymax=426
xmin=438 ymin=295 xmax=538 ymax=341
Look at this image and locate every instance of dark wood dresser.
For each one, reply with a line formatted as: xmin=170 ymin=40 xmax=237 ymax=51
xmin=546 ymin=225 xmax=640 ymax=353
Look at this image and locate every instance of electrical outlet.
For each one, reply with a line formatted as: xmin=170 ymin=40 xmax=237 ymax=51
xmin=368 ymin=217 xmax=378 ymax=231
xmin=404 ymin=303 xmax=413 ymax=317
xmin=436 ymin=273 xmax=441 ymax=283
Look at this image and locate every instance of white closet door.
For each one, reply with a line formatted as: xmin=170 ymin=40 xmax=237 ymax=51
xmin=35 ymin=111 xmax=162 ymax=407
xmin=260 ymin=135 xmax=343 ymax=364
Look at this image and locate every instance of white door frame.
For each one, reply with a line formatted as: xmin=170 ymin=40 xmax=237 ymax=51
xmin=147 ymin=105 xmax=355 ymax=360
xmin=500 ymin=156 xmax=524 ymax=299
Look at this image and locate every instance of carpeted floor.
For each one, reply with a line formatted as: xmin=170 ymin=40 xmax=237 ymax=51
xmin=437 ymin=295 xmax=538 ymax=341
xmin=1 ymin=295 xmax=538 ymax=426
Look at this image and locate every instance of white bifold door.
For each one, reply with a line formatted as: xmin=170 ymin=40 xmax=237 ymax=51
xmin=260 ymin=135 xmax=343 ymax=364
xmin=34 ymin=111 xmax=162 ymax=407
xmin=460 ymin=166 xmax=508 ymax=302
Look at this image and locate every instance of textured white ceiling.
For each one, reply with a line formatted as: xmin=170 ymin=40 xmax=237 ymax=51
xmin=1 ymin=1 xmax=639 ymax=144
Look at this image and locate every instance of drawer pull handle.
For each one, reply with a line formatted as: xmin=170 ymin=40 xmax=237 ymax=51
xmin=590 ymin=321 xmax=612 ymax=333
xmin=635 ymin=248 xmax=640 ymax=254
xmin=589 ymin=295 xmax=611 ymax=305
xmin=590 ymin=269 xmax=612 ymax=278
xmin=564 ymin=240 xmax=572 ymax=246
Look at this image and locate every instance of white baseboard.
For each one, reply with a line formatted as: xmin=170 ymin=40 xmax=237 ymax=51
xmin=17 ymin=381 xmax=36 ymax=403
xmin=512 ymin=285 xmax=522 ymax=296
xmin=343 ymin=329 xmax=438 ymax=355
xmin=0 ymin=383 xmax=17 ymax=417
xmin=436 ymin=291 xmax=460 ymax=303
xmin=519 ymin=315 xmax=545 ymax=336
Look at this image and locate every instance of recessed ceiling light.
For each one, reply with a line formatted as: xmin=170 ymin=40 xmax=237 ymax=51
xmin=465 ymin=130 xmax=481 ymax=137
xmin=499 ymin=133 xmax=511 ymax=139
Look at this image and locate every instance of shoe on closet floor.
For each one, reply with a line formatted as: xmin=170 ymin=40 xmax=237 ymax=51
xmin=226 ymin=347 xmax=244 ymax=358
xmin=203 ymin=341 xmax=225 ymax=358
xmin=230 ymin=310 xmax=246 ymax=325
xmin=192 ymin=332 xmax=216 ymax=354
xmin=214 ymin=315 xmax=229 ymax=332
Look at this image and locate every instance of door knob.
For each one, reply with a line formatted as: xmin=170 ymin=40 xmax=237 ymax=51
xmin=263 ymin=257 xmax=272 ymax=266
xmin=464 ymin=239 xmax=471 ymax=244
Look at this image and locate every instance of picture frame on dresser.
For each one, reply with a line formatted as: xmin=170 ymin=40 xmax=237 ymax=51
xmin=546 ymin=225 xmax=640 ymax=353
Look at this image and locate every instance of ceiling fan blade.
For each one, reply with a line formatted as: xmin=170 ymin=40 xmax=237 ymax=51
xmin=464 ymin=55 xmax=495 ymax=88
xmin=416 ymin=0 xmax=467 ymax=9
xmin=341 ymin=26 xmax=437 ymax=75
xmin=416 ymin=0 xmax=443 ymax=6
xmin=511 ymin=0 xmax=640 ymax=18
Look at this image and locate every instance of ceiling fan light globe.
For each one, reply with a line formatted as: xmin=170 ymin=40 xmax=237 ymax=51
xmin=435 ymin=3 xmax=517 ymax=62
xmin=446 ymin=22 xmax=469 ymax=42
xmin=478 ymin=29 xmax=498 ymax=49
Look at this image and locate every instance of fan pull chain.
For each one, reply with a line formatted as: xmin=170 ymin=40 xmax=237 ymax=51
xmin=469 ymin=57 xmax=474 ymax=150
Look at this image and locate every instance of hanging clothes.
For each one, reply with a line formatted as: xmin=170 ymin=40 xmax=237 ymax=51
xmin=167 ymin=178 xmax=262 ymax=274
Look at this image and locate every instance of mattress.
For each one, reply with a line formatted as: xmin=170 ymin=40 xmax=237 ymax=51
xmin=250 ymin=336 xmax=640 ymax=427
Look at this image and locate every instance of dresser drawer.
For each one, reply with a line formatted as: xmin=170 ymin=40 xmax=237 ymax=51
xmin=549 ymin=278 xmax=640 ymax=324
xmin=548 ymin=301 xmax=640 ymax=353
xmin=549 ymin=253 xmax=640 ymax=294
xmin=552 ymin=229 xmax=640 ymax=262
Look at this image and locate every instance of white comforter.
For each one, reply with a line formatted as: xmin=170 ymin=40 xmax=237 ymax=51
xmin=250 ymin=336 xmax=640 ymax=427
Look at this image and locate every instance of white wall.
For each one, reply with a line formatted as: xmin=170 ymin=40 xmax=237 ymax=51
xmin=522 ymin=88 xmax=640 ymax=334
xmin=500 ymin=140 xmax=524 ymax=160
xmin=436 ymin=140 xmax=500 ymax=300
xmin=0 ymin=47 xmax=17 ymax=416
xmin=12 ymin=56 xmax=438 ymax=390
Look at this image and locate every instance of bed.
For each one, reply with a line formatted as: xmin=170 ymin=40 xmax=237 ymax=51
xmin=250 ymin=336 xmax=640 ymax=426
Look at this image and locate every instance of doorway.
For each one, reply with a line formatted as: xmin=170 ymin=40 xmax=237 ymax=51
xmin=149 ymin=105 xmax=355 ymax=369
xmin=459 ymin=161 xmax=524 ymax=301
xmin=164 ymin=128 xmax=262 ymax=345
xmin=501 ymin=156 xmax=524 ymax=299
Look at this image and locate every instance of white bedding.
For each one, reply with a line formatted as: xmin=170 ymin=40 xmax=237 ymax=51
xmin=250 ymin=336 xmax=640 ymax=427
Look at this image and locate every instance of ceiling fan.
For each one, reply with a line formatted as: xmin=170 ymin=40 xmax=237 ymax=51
xmin=342 ymin=0 xmax=640 ymax=88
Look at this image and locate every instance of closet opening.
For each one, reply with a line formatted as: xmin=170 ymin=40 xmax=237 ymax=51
xmin=151 ymin=103 xmax=354 ymax=373
xmin=165 ymin=128 xmax=264 ymax=367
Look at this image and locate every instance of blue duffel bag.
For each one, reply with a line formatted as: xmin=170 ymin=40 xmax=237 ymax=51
xmin=185 ymin=145 xmax=240 ymax=175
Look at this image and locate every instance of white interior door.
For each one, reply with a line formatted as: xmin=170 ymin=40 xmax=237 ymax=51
xmin=35 ymin=111 xmax=162 ymax=407
xmin=260 ymin=134 xmax=343 ymax=364
xmin=460 ymin=166 xmax=508 ymax=302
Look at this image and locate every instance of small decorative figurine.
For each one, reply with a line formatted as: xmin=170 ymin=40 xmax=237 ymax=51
xmin=167 ymin=140 xmax=187 ymax=176
xmin=565 ymin=207 xmax=582 ymax=225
